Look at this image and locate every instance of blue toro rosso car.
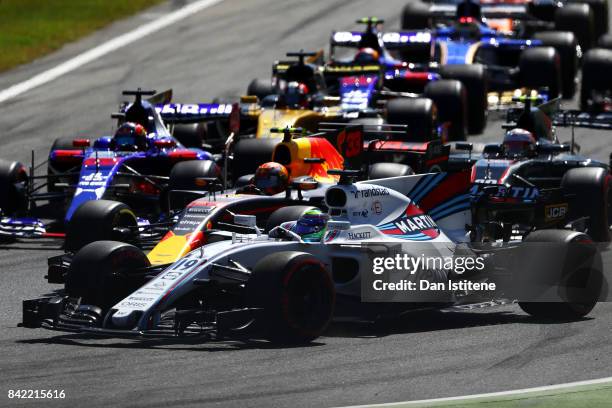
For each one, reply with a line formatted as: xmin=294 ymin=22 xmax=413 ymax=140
xmin=0 ymin=89 xmax=231 ymax=249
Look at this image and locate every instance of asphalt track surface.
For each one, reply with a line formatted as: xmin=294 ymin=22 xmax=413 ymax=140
xmin=0 ymin=1 xmax=611 ymax=407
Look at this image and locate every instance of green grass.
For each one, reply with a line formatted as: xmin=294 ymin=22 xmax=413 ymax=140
xmin=0 ymin=0 xmax=165 ymax=72
xmin=388 ymin=381 xmax=612 ymax=408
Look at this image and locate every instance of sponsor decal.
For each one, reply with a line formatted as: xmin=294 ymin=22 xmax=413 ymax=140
xmin=347 ymin=231 xmax=371 ymax=240
xmin=352 ymin=187 xmax=390 ymax=199
xmin=545 ymin=203 xmax=568 ymax=221
xmin=377 ymin=203 xmax=440 ymax=240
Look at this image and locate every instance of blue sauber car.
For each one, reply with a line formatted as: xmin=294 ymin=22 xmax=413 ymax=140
xmin=0 ymin=89 xmax=229 ymax=246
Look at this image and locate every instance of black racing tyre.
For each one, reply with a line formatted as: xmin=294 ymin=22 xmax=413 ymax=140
xmin=168 ymin=160 xmax=221 ymax=191
xmin=0 ymin=159 xmax=28 ymax=216
xmin=519 ymin=230 xmax=602 ymax=319
xmin=555 ymin=3 xmax=595 ymax=51
xmin=424 ymin=80 xmax=468 ymax=141
xmin=265 ymin=205 xmax=318 ymax=232
xmin=172 ymin=123 xmax=206 ymax=148
xmin=65 ymin=200 xmax=138 ymax=252
xmin=368 ymin=162 xmax=414 ymax=180
xmin=439 ymin=64 xmax=488 ymax=134
xmin=401 ymin=2 xmax=432 ymax=29
xmin=65 ymin=240 xmax=150 ymax=310
xmin=598 ymin=33 xmax=612 ymax=49
xmin=47 ymin=137 xmax=77 ymax=193
xmin=580 ymin=48 xmax=612 ymax=110
xmin=518 ymin=47 xmax=562 ymax=99
xmin=247 ymin=78 xmax=275 ymax=100
xmin=578 ymin=0 xmax=609 ymax=40
xmin=534 ymin=31 xmax=578 ymax=98
xmin=231 ymin=138 xmax=279 ymax=181
xmin=246 ymin=251 xmax=335 ymax=343
xmin=386 ymin=98 xmax=436 ymax=142
xmin=561 ymin=167 xmax=611 ymax=242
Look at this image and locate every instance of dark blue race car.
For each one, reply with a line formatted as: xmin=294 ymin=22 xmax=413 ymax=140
xmin=0 ymin=89 xmax=229 ymax=248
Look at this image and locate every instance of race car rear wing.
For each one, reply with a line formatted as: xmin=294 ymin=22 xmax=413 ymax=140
xmin=318 ymin=122 xmax=449 ymax=172
xmin=330 ymin=31 xmax=433 ymax=50
xmin=154 ymin=103 xmax=235 ymax=124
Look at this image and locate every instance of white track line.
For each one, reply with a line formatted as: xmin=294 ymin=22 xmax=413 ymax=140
xmin=0 ymin=0 xmax=223 ymax=104
xmin=341 ymin=376 xmax=612 ymax=407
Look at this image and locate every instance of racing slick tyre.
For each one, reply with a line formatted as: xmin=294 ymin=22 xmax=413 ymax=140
xmin=368 ymin=163 xmax=414 ymax=180
xmin=598 ymin=33 xmax=612 ymax=49
xmin=386 ymin=98 xmax=437 ymax=142
xmin=246 ymin=251 xmax=335 ymax=344
xmin=168 ymin=160 xmax=221 ymax=191
xmin=555 ymin=3 xmax=595 ymax=51
xmin=172 ymin=123 xmax=206 ymax=148
xmin=401 ymin=2 xmax=431 ymax=29
xmin=439 ymin=64 xmax=488 ymax=134
xmin=534 ymin=31 xmax=579 ymax=98
xmin=231 ymin=138 xmax=279 ymax=181
xmin=579 ymin=48 xmax=612 ymax=111
xmin=424 ymin=80 xmax=468 ymax=141
xmin=66 ymin=240 xmax=150 ymax=310
xmin=577 ymin=0 xmax=609 ymax=40
xmin=518 ymin=47 xmax=562 ymax=99
xmin=561 ymin=167 xmax=611 ymax=242
xmin=0 ymin=159 xmax=28 ymax=216
xmin=47 ymin=137 xmax=77 ymax=193
xmin=65 ymin=200 xmax=138 ymax=252
xmin=247 ymin=78 xmax=275 ymax=100
xmin=265 ymin=205 xmax=318 ymax=232
xmin=518 ymin=230 xmax=603 ymax=320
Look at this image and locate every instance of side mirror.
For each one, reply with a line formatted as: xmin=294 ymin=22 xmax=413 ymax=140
xmin=154 ymin=139 xmax=176 ymax=148
xmin=73 ymin=139 xmax=90 ymax=148
xmin=455 ymin=142 xmax=473 ymax=151
xmin=483 ymin=143 xmax=502 ymax=156
xmin=234 ymin=214 xmax=257 ymax=228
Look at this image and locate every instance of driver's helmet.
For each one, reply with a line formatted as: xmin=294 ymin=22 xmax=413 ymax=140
xmin=113 ymin=122 xmax=147 ymax=150
xmin=502 ymin=128 xmax=536 ymax=157
xmin=354 ymin=47 xmax=380 ymax=64
xmin=254 ymin=162 xmax=289 ymax=195
xmin=290 ymin=208 xmax=329 ymax=242
xmin=285 ymin=81 xmax=310 ymax=108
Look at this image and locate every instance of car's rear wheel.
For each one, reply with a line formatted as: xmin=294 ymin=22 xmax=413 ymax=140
xmin=247 ymin=78 xmax=275 ymax=100
xmin=519 ymin=47 xmax=562 ymax=99
xmin=518 ymin=230 xmax=602 ymax=320
xmin=401 ymin=2 xmax=431 ymax=29
xmin=561 ymin=167 xmax=611 ymax=242
xmin=246 ymin=251 xmax=335 ymax=344
xmin=439 ymin=64 xmax=488 ymax=134
xmin=65 ymin=240 xmax=150 ymax=310
xmin=386 ymin=98 xmax=437 ymax=142
xmin=0 ymin=159 xmax=28 ymax=216
xmin=231 ymin=138 xmax=279 ymax=182
xmin=172 ymin=123 xmax=206 ymax=148
xmin=555 ymin=3 xmax=595 ymax=51
xmin=424 ymin=80 xmax=468 ymax=141
xmin=579 ymin=48 xmax=612 ymax=111
xmin=534 ymin=31 xmax=578 ymax=98
xmin=66 ymin=200 xmax=138 ymax=252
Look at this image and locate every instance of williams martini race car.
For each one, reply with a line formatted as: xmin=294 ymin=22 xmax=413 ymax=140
xmin=21 ymin=168 xmax=604 ymax=343
xmin=0 ymin=89 xmax=225 ymax=246
xmin=46 ymin=122 xmax=450 ymax=274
